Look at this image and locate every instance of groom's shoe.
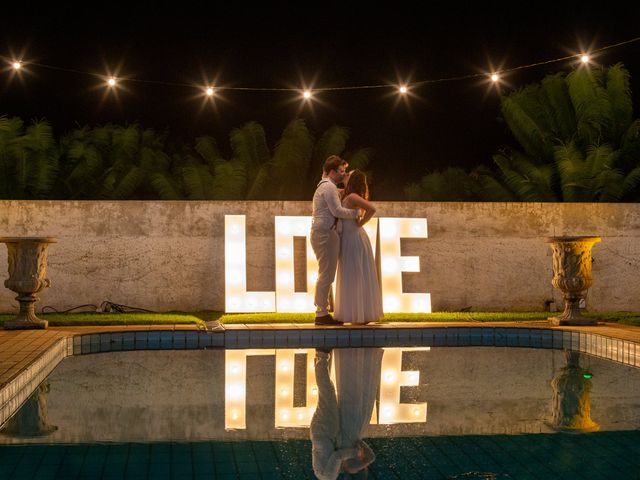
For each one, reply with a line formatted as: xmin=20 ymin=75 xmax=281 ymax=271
xmin=314 ymin=314 xmax=344 ymax=326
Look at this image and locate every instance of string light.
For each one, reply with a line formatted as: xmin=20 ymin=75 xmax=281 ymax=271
xmin=0 ymin=35 xmax=637 ymax=100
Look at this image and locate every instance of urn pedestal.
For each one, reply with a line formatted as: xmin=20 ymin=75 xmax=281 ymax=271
xmin=0 ymin=237 xmax=57 ymax=330
xmin=545 ymin=236 xmax=600 ymax=326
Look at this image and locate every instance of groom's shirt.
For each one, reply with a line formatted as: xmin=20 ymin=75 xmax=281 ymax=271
xmin=311 ymin=178 xmax=358 ymax=231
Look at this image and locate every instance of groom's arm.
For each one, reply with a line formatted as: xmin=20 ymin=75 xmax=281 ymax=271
xmin=323 ymin=187 xmax=358 ymax=219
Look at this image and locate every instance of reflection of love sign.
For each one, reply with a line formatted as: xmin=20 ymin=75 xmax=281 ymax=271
xmin=225 ymin=215 xmax=431 ymax=313
xmin=225 ymin=347 xmax=429 ymax=430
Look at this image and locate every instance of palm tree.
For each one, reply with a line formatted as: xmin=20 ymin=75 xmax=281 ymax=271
xmin=483 ymin=63 xmax=640 ymax=201
xmin=0 ymin=116 xmax=59 ymax=199
xmin=179 ymin=119 xmax=374 ymax=200
xmin=404 ymin=167 xmax=485 ymax=201
xmin=58 ymin=124 xmax=171 ymax=199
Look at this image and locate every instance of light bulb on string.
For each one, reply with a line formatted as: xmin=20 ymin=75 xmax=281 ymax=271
xmin=107 ymin=76 xmax=117 ymax=87
xmin=302 ymin=89 xmax=312 ymax=99
xmin=580 ymin=54 xmax=591 ymax=64
xmin=205 ymin=86 xmax=215 ymax=96
xmin=12 ymin=61 xmax=22 ymax=70
xmin=398 ymin=85 xmax=408 ymax=95
xmin=490 ymin=73 xmax=500 ymax=83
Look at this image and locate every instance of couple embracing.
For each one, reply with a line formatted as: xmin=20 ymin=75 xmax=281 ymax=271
xmin=310 ymin=155 xmax=383 ymax=326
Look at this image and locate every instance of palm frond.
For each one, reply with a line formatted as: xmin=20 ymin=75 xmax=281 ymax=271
xmin=606 ymin=63 xmax=633 ymax=142
xmin=150 ymin=172 xmax=183 ymax=200
xmin=540 ymin=72 xmax=576 ymax=141
xmin=566 ymin=67 xmax=613 ymax=145
xmin=270 ymin=119 xmax=314 ymax=199
xmin=112 ymin=166 xmax=145 ymax=199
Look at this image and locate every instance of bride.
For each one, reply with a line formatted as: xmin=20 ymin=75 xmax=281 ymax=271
xmin=334 ymin=170 xmax=384 ymax=324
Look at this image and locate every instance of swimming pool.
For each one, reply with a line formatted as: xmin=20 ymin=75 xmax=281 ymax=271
xmin=1 ymin=326 xmax=639 ymax=479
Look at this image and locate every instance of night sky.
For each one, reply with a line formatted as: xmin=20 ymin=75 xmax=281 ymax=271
xmin=3 ymin=4 xmax=640 ymax=198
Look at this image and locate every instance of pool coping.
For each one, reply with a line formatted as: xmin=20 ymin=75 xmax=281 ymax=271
xmin=1 ymin=322 xmax=640 ymax=429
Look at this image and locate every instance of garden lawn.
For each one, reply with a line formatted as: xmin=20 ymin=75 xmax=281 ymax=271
xmin=0 ymin=311 xmax=638 ymax=327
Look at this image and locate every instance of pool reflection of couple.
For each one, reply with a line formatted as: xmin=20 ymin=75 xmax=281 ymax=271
xmin=310 ymin=347 xmax=383 ymax=480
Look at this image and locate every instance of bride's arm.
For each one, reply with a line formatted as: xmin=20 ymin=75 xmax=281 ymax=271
xmin=346 ymin=194 xmax=376 ymax=227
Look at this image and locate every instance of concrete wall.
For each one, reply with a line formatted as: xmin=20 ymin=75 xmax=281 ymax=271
xmin=0 ymin=201 xmax=639 ymax=313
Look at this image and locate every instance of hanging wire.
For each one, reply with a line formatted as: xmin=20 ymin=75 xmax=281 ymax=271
xmin=1 ymin=36 xmax=639 ymax=92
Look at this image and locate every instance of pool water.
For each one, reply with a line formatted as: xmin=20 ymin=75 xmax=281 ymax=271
xmin=1 ymin=344 xmax=640 ymax=479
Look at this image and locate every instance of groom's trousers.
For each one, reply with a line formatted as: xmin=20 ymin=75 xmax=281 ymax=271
xmin=310 ymin=228 xmax=340 ymax=316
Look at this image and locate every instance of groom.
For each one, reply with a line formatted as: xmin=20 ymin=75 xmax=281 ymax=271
xmin=311 ymin=155 xmax=359 ymax=326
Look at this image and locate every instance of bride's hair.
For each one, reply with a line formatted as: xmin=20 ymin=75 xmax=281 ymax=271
xmin=344 ymin=169 xmax=369 ymax=200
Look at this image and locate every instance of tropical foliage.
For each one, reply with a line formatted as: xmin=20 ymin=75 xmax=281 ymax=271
xmin=406 ymin=63 xmax=640 ymax=201
xmin=0 ymin=117 xmax=373 ymax=200
xmin=0 ymin=117 xmax=59 ymax=199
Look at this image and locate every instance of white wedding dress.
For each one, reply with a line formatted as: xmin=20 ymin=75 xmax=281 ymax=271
xmin=334 ymin=210 xmax=384 ymax=324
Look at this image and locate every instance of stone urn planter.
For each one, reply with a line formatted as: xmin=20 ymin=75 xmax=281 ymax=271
xmin=545 ymin=236 xmax=600 ymax=326
xmin=0 ymin=237 xmax=57 ymax=330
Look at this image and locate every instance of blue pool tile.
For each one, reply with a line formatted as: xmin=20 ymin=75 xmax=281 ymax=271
xmin=383 ymin=329 xmax=400 ymax=346
xmin=197 ymin=334 xmax=212 ymax=349
xmin=540 ymin=329 xmax=552 ymax=348
xmin=310 ymin=331 xmax=325 ymax=347
xmin=506 ymin=329 xmax=518 ymax=347
xmin=408 ymin=329 xmax=423 ymax=345
xmin=173 ymin=332 xmax=186 ymax=349
xmin=446 ymin=329 xmax=458 ymax=346
xmin=470 ymin=328 xmax=482 ymax=346
xmin=433 ymin=328 xmax=446 ymax=346
xmin=272 ymin=331 xmax=287 ymax=348
xmin=210 ymin=333 xmax=224 ymax=347
xmin=361 ymin=330 xmax=375 ymax=347
xmin=160 ymin=332 xmax=174 ymax=348
xmin=420 ymin=330 xmax=434 ymax=347
xmin=373 ymin=329 xmax=388 ymax=345
xmin=122 ymin=332 xmax=135 ymax=350
xmin=529 ymin=329 xmax=542 ymax=348
xmin=185 ymin=332 xmax=198 ymax=349
xmin=552 ymin=330 xmax=563 ymax=349
xmin=517 ymin=329 xmax=530 ymax=347
xmin=397 ymin=329 xmax=411 ymax=344
xmin=349 ymin=329 xmax=363 ymax=347
xmin=323 ymin=330 xmax=338 ymax=348
xmin=299 ymin=330 xmax=314 ymax=348
xmin=225 ymin=331 xmax=239 ymax=348
xmin=235 ymin=331 xmax=251 ymax=349
xmin=494 ymin=328 xmax=507 ymax=346
xmin=336 ymin=330 xmax=349 ymax=347
xmin=481 ymin=328 xmax=494 ymax=346
xmin=135 ymin=332 xmax=149 ymax=350
xmin=562 ymin=331 xmax=572 ymax=349
xmin=286 ymin=331 xmax=301 ymax=347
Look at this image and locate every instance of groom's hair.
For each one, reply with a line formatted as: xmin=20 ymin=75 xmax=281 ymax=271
xmin=323 ymin=155 xmax=348 ymax=174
